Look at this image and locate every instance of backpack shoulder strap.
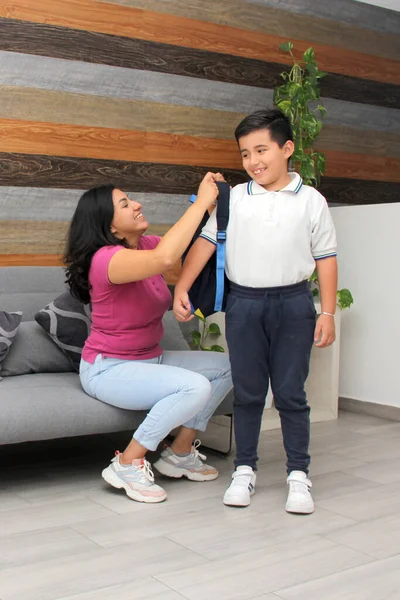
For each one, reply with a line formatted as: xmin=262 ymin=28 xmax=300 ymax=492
xmin=214 ymin=182 xmax=230 ymax=312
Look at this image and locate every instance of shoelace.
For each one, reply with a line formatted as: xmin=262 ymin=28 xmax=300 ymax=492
xmin=136 ymin=459 xmax=155 ymax=483
xmin=192 ymin=439 xmax=207 ymax=464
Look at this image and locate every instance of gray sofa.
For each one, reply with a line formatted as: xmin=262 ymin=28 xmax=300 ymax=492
xmin=0 ymin=266 xmax=233 ymax=446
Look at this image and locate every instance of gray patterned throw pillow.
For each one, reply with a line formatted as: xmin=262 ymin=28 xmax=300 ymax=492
xmin=0 ymin=311 xmax=23 ymax=365
xmin=35 ymin=292 xmax=91 ymax=372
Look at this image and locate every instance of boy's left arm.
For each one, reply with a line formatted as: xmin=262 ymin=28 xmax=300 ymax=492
xmin=314 ymin=256 xmax=338 ymax=348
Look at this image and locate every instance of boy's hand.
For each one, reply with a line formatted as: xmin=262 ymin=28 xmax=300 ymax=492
xmin=314 ymin=314 xmax=336 ymax=348
xmin=173 ymin=290 xmax=195 ymax=322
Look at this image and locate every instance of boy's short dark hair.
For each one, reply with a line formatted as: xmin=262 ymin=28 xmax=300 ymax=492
xmin=234 ymin=108 xmax=293 ymax=148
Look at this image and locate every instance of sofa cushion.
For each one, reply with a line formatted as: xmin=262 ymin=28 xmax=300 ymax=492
xmin=0 ymin=321 xmax=73 ymax=377
xmin=35 ymin=292 xmax=91 ymax=372
xmin=0 ymin=310 xmax=22 ymax=365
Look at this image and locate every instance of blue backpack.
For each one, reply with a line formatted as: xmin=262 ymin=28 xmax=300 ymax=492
xmin=182 ymin=181 xmax=230 ymax=318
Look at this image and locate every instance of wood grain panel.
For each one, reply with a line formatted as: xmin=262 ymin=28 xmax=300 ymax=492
xmin=322 ymin=151 xmax=400 ymax=183
xmin=319 ymin=178 xmax=400 ymax=205
xmin=1 ymin=1 xmax=399 ymax=84
xmin=1 ymin=22 xmax=398 ymax=109
xmin=1 ymin=153 xmax=399 ymax=203
xmin=3 ymin=51 xmax=399 ymax=130
xmin=0 ymin=19 xmax=282 ymax=90
xmin=0 ymin=187 xmax=188 ymax=224
xmin=316 ymin=127 xmax=400 ymax=159
xmin=0 ymin=253 xmax=181 ymax=283
xmin=0 ymin=119 xmax=242 ymax=169
xmin=0 ymin=220 xmax=171 ymax=254
xmin=2 ymin=87 xmax=400 ymax=158
xmin=240 ymin=0 xmax=400 ymax=36
xmin=0 ymin=86 xmax=245 ymax=140
xmin=1 ymin=121 xmax=399 ymax=182
xmin=0 ymin=254 xmax=64 ymax=266
xmin=0 ymin=153 xmax=248 ymax=193
xmin=102 ymin=0 xmax=400 ymax=60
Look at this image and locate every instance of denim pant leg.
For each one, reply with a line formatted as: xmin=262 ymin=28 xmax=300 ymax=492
xmin=160 ymin=350 xmax=232 ymax=430
xmin=225 ymin=294 xmax=270 ymax=471
xmin=268 ymin=290 xmax=316 ymax=474
xmin=79 ymin=354 xmax=213 ymax=451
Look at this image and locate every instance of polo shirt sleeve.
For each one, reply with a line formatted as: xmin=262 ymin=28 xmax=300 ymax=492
xmin=311 ymin=194 xmax=337 ymax=260
xmin=90 ymin=245 xmax=124 ymax=288
xmin=199 ymin=208 xmax=218 ymax=246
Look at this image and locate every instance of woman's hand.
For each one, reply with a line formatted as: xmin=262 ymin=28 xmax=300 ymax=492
xmin=195 ymin=172 xmax=221 ymax=211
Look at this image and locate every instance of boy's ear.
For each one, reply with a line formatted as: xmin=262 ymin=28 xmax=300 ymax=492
xmin=284 ymin=140 xmax=295 ymax=159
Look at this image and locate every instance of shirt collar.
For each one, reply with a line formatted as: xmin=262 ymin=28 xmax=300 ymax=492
xmin=247 ymin=172 xmax=303 ymax=196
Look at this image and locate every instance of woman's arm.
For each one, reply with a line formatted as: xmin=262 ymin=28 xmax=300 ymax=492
xmin=108 ymin=173 xmax=219 ymax=284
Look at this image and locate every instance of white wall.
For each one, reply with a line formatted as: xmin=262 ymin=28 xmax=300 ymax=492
xmin=353 ymin=0 xmax=399 ymax=10
xmin=331 ymin=203 xmax=400 ymax=407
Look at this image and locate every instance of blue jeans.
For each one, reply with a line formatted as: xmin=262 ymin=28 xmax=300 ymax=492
xmin=80 ymin=351 xmax=232 ymax=451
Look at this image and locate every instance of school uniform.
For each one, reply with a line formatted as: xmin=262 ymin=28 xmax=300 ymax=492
xmin=200 ymin=173 xmax=337 ymax=473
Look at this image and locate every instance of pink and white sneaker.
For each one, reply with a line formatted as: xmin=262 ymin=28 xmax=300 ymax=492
xmin=102 ymin=452 xmax=167 ymax=503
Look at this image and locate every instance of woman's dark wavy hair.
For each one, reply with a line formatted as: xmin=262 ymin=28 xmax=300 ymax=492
xmin=64 ymin=185 xmax=129 ymax=304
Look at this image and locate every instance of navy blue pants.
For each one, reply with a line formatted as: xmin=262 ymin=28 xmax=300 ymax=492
xmin=225 ymin=280 xmax=316 ymax=474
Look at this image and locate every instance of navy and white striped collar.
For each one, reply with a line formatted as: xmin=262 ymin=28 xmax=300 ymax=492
xmin=247 ymin=173 xmax=303 ymax=196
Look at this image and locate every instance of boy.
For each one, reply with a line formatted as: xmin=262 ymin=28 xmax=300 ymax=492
xmin=174 ymin=109 xmax=337 ymax=514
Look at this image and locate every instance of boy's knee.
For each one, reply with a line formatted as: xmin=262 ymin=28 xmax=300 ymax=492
xmin=234 ymin=392 xmax=266 ymax=408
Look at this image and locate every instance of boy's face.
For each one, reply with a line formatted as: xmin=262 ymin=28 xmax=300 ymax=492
xmin=238 ymin=128 xmax=294 ymax=190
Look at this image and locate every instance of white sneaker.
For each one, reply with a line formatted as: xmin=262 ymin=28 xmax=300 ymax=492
xmin=223 ymin=466 xmax=256 ymax=507
xmin=102 ymin=452 xmax=167 ymax=503
xmin=285 ymin=470 xmax=314 ymax=514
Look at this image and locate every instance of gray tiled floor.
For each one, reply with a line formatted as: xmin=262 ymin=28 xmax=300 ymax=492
xmin=1 ymin=410 xmax=400 ymax=600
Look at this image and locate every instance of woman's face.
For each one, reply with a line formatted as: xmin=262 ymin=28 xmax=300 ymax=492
xmin=110 ymin=189 xmax=149 ymax=241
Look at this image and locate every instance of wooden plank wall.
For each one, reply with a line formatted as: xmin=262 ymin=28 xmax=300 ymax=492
xmin=0 ymin=0 xmax=399 ymax=275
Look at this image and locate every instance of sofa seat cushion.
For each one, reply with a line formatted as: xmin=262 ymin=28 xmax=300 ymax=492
xmin=0 ymin=373 xmax=147 ymax=445
xmin=0 ymin=371 xmax=234 ymax=445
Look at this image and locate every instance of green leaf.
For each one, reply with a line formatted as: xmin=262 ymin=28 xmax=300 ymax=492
xmin=303 ymin=48 xmax=315 ymax=63
xmin=191 ymin=337 xmax=199 ymax=348
xmin=191 ymin=330 xmax=201 ymax=341
xmin=202 ymin=346 xmax=212 ymax=351
xmin=312 ymin=288 xmax=320 ymax=297
xmin=207 ymin=323 xmax=221 ymax=336
xmin=276 ymin=99 xmax=292 ymax=116
xmin=210 ymin=345 xmax=225 ymax=353
xmin=279 ymin=41 xmax=293 ymax=53
xmin=315 ymin=152 xmax=327 ymax=175
xmin=337 ymin=289 xmax=354 ymax=310
xmin=317 ymin=104 xmax=327 ymax=117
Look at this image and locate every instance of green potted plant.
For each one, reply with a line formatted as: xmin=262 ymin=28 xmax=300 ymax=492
xmin=274 ymin=41 xmax=353 ymax=310
xmin=190 ymin=309 xmax=225 ymax=352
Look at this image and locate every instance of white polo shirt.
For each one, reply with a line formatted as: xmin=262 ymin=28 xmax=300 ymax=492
xmin=200 ymin=173 xmax=337 ymax=288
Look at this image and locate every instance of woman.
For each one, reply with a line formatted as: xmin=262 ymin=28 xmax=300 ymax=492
xmin=64 ymin=173 xmax=232 ymax=503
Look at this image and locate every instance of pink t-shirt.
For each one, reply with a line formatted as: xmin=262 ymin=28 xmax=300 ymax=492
xmin=82 ymin=236 xmax=172 ymax=363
